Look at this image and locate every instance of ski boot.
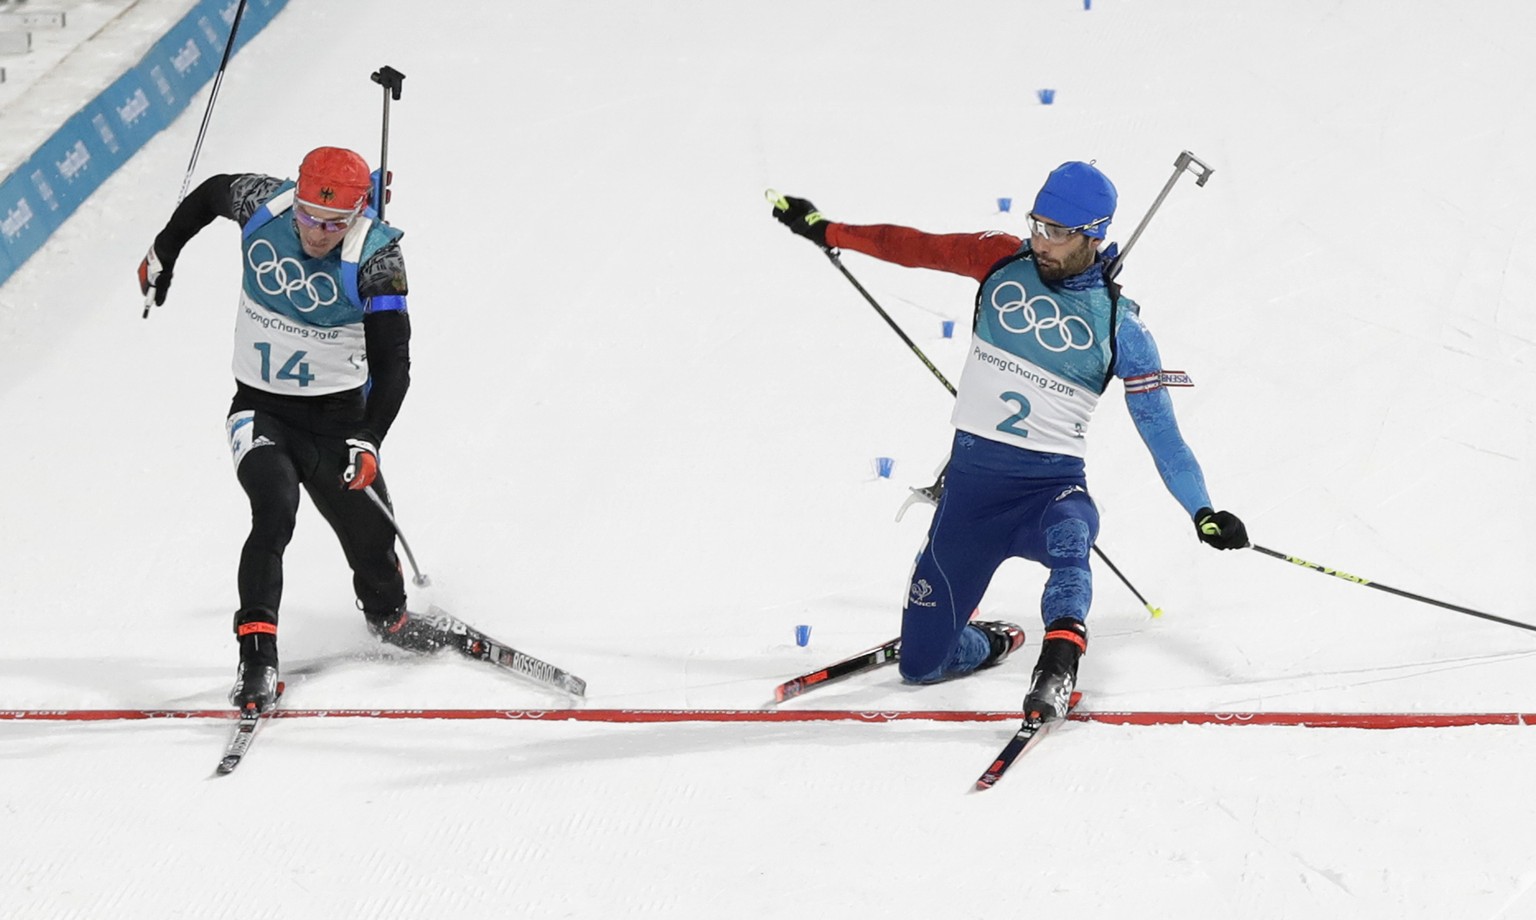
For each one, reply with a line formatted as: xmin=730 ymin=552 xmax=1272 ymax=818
xmin=367 ymin=606 xmax=463 ymax=654
xmin=229 ymin=661 xmax=280 ymax=713
xmin=230 ymin=608 xmax=280 ymax=713
xmin=972 ymin=620 xmax=1027 ymax=669
xmin=1023 ymin=617 xmax=1088 ymax=723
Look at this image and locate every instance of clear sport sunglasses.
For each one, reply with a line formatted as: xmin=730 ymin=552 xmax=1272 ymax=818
xmin=1026 ymin=213 xmax=1108 ymax=242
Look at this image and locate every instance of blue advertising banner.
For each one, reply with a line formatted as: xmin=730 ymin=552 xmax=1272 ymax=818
xmin=0 ymin=0 xmax=290 ymax=285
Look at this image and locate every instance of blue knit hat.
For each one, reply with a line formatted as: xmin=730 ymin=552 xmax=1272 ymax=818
xmin=1032 ymin=161 xmax=1117 ymax=239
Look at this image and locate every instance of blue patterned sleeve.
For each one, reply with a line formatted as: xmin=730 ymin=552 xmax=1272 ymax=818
xmin=1112 ymin=308 xmax=1212 ymax=517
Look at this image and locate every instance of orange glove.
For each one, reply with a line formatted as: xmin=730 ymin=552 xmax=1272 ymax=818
xmin=137 ymin=246 xmax=173 ymax=308
xmin=342 ymin=437 xmax=379 ymax=490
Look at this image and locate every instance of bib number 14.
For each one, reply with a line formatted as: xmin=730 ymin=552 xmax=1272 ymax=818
xmin=996 ymin=391 xmax=1031 ymax=437
xmin=253 ymin=342 xmax=314 ymax=388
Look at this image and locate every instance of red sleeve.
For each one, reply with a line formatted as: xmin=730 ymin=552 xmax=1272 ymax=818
xmin=825 ymin=223 xmax=1023 ymax=282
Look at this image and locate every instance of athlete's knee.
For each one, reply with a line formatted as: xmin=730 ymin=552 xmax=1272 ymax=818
xmin=899 ymin=648 xmax=950 ymax=684
xmin=340 ymin=527 xmax=402 ymax=581
xmin=1044 ymin=517 xmax=1092 ymax=561
xmin=247 ymin=497 xmax=298 ymax=548
xmin=238 ymin=455 xmax=300 ymax=538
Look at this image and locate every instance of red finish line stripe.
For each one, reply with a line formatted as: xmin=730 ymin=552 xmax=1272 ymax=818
xmin=0 ymin=709 xmax=1531 ymax=727
xmin=1076 ymin=711 xmax=1530 ymax=728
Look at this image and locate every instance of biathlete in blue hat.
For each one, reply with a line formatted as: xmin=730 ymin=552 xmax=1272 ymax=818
xmin=770 ymin=161 xmax=1247 ymax=721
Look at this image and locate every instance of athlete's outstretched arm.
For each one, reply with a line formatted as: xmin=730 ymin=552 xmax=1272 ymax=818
xmin=828 ymin=223 xmax=1021 ymax=281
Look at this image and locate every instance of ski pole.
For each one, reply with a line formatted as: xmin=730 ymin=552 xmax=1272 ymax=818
xmin=143 ymin=0 xmax=250 ymax=319
xmin=1250 ymin=544 xmax=1536 ymax=635
xmin=766 ymin=190 xmax=956 ymax=395
xmin=827 ymin=247 xmax=958 ymax=394
xmin=1091 ymin=544 xmax=1164 ymax=619
xmin=369 ymin=65 xmax=405 ymax=221
xmin=363 ymin=485 xmax=431 ymax=587
xmin=766 ymin=191 xmax=1159 ymax=617
xmin=1106 ymin=150 xmax=1214 ymax=280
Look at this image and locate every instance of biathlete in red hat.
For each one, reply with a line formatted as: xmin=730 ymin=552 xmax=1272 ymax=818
xmin=771 ymin=162 xmax=1248 ymax=722
xmin=137 ymin=146 xmax=455 ymax=713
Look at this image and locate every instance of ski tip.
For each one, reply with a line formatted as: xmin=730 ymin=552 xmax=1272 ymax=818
xmin=974 ymin=766 xmax=1004 ymax=791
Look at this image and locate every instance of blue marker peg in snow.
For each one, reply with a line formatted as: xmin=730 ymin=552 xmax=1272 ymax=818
xmin=1038 ymin=89 xmax=1056 ymax=105
xmin=942 ymin=320 xmax=956 ymax=338
xmin=997 ymin=196 xmax=1012 ymax=213
xmin=875 ymin=457 xmax=895 ymax=478
xmin=795 ymin=624 xmax=812 ymax=647
xmin=1084 ymin=0 xmax=1092 ymax=9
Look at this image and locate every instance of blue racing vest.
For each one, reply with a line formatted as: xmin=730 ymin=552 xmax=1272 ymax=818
xmin=950 ymin=248 xmax=1119 ymax=457
xmin=230 ymin=183 xmax=403 ymax=395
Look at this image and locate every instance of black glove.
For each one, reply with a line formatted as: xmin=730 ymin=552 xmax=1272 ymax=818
xmin=137 ymin=246 xmax=174 ymax=308
xmin=769 ymin=193 xmax=830 ymax=248
xmin=1194 ymin=507 xmax=1249 ymax=550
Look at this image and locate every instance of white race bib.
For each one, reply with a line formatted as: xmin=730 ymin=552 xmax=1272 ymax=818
xmin=950 ymin=336 xmax=1100 ymax=457
xmin=231 ymin=292 xmax=368 ymax=395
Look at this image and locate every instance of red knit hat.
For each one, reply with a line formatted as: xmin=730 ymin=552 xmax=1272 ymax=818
xmin=296 ymin=146 xmax=371 ymax=213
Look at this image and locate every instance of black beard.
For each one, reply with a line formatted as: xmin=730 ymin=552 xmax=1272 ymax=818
xmin=1036 ymin=261 xmax=1068 ymax=282
xmin=1036 ymin=245 xmax=1096 ymax=282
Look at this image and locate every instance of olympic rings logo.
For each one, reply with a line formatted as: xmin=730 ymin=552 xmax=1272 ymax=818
xmin=246 ymin=239 xmax=338 ymax=313
xmin=989 ymin=281 xmax=1094 ymax=352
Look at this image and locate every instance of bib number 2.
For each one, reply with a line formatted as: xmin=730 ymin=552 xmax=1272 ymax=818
xmin=996 ymin=391 xmax=1031 ymax=438
xmin=253 ymin=342 xmax=315 ymax=388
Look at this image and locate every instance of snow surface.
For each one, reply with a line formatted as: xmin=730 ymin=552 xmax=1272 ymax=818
xmin=3 ymin=0 xmax=1536 ymax=917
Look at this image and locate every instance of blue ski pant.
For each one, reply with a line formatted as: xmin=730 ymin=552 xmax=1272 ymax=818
xmin=899 ymin=437 xmax=1099 ymax=684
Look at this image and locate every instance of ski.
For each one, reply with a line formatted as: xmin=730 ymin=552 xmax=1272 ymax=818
xmin=214 ymin=683 xmax=284 ymax=776
xmin=774 ymin=637 xmax=900 ymax=703
xmin=427 ymin=605 xmax=587 ymax=698
xmin=973 ymin=691 xmax=1082 ymax=791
